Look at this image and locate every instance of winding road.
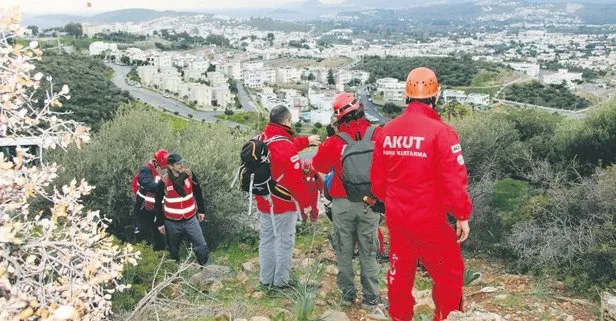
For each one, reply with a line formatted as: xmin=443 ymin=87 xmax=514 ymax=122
xmin=107 ymin=63 xmax=248 ymax=128
xmin=357 ymin=87 xmax=390 ymax=125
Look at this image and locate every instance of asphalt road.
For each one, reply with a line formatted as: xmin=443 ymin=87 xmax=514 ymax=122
xmin=357 ymin=87 xmax=390 ymax=125
xmin=107 ymin=63 xmax=247 ymax=128
xmin=236 ymin=81 xmax=259 ymax=113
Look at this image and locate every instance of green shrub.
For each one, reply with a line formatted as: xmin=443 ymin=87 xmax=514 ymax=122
xmin=50 ymin=103 xmax=254 ymax=249
xmin=112 ymin=243 xmax=178 ymax=312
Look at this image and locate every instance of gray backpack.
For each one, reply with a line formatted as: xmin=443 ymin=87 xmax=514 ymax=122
xmin=337 ymin=127 xmax=376 ymax=202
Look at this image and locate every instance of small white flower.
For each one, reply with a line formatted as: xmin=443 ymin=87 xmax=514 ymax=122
xmin=29 ymin=41 xmax=38 ymax=49
xmin=33 ymin=72 xmax=43 ymax=81
xmin=61 ymin=85 xmax=70 ymax=94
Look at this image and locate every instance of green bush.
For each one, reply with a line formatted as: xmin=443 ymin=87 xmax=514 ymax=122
xmin=50 ymin=103 xmax=254 ymax=249
xmin=112 ymin=243 xmax=178 ymax=312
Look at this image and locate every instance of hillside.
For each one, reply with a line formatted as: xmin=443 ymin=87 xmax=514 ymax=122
xmin=29 ymin=9 xmax=200 ymax=27
xmin=33 ymin=53 xmax=131 ymax=130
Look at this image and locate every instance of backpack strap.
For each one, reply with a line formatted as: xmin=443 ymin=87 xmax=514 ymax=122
xmin=363 ymin=127 xmax=376 ymax=142
xmin=265 ymin=135 xmax=290 ymax=145
xmin=336 ymin=132 xmax=354 ymax=145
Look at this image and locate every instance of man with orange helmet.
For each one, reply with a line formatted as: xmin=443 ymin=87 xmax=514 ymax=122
xmin=370 ymin=67 xmax=472 ymax=321
xmin=132 ymin=149 xmax=169 ymax=251
xmin=300 ymin=159 xmax=323 ymax=224
xmin=312 ymin=92 xmax=384 ymax=309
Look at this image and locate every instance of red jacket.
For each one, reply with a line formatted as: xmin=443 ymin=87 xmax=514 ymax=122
xmin=256 ymin=122 xmax=311 ymax=214
xmin=302 ymin=168 xmax=324 ymax=196
xmin=312 ymin=119 xmax=382 ymax=199
xmin=370 ymin=102 xmax=472 ymax=230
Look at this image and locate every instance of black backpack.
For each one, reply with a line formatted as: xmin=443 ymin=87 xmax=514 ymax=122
xmin=236 ymin=135 xmax=292 ymax=201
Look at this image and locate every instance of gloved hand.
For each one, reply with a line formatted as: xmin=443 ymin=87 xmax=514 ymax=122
xmin=370 ymin=200 xmax=385 ymax=214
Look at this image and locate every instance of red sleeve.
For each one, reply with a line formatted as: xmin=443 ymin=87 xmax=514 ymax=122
xmin=436 ymin=126 xmax=473 ymax=221
xmin=312 ymin=139 xmax=334 ymax=174
xmin=280 ymin=143 xmax=311 ymax=209
xmin=293 ymin=136 xmax=309 ymax=152
xmin=370 ymin=130 xmax=387 ymax=201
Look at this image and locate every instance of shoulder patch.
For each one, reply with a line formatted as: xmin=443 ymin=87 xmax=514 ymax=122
xmin=457 ymin=155 xmax=465 ymax=165
xmin=451 ymin=144 xmax=462 ymax=154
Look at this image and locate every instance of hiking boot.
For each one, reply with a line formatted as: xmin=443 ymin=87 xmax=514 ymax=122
xmin=340 ymin=291 xmax=356 ymax=307
xmin=377 ymin=252 xmax=389 ymax=263
xmin=362 ymin=297 xmax=387 ymax=310
xmin=273 ymin=279 xmax=298 ymax=290
xmin=257 ymin=282 xmax=274 ymax=293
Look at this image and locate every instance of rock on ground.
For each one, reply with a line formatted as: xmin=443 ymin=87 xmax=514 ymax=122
xmin=242 ymin=261 xmax=255 ymax=272
xmin=321 ymin=310 xmax=351 ymax=321
xmin=191 ymin=264 xmax=232 ymax=288
xmin=249 ymin=317 xmax=271 ymax=321
xmin=603 ymin=292 xmax=616 ymax=321
xmin=446 ymin=311 xmax=505 ymax=321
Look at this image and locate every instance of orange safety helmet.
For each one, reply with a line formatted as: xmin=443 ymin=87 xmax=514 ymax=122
xmin=332 ymin=92 xmax=361 ymax=121
xmin=405 ymin=67 xmax=440 ymax=99
xmin=153 ymin=149 xmax=169 ymax=167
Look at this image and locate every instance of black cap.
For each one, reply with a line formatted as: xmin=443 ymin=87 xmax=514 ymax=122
xmin=167 ymin=153 xmax=183 ymax=165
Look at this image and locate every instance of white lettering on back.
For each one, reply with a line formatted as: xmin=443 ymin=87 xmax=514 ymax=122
xmin=381 ymin=135 xmax=427 ymax=158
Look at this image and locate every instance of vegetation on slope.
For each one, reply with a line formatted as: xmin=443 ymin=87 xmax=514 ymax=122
xmin=33 ymin=53 xmax=132 ymax=130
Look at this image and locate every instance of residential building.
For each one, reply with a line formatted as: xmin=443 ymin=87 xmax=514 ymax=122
xmin=276 ymin=67 xmax=301 ymax=84
xmin=190 ymin=85 xmax=213 ymax=108
xmin=543 ymin=69 xmax=583 ymax=88
xmin=207 ymin=71 xmax=228 ymax=86
xmin=184 ymin=68 xmax=205 ymax=82
xmin=466 ymin=93 xmax=491 ymax=106
xmin=161 ymin=75 xmax=181 ymax=93
xmin=442 ymin=90 xmax=467 ymax=104
xmin=148 ymin=54 xmax=172 ymax=69
xmin=136 ymin=66 xmax=158 ymax=86
xmin=89 ymin=42 xmax=118 ymax=56
xmin=213 ymin=86 xmax=233 ymax=107
xmin=376 ymin=78 xmax=405 ymax=102
xmin=508 ymin=62 xmax=540 ymax=77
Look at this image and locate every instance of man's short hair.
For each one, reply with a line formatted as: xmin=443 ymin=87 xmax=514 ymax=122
xmin=270 ymin=105 xmax=292 ymax=124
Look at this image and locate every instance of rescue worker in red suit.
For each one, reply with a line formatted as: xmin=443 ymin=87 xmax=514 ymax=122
xmin=312 ymin=92 xmax=384 ymax=309
xmin=300 ymin=159 xmax=323 ymax=223
xmin=132 ymin=149 xmax=168 ymax=251
xmin=370 ymin=67 xmax=473 ymax=321
xmin=256 ymin=105 xmax=319 ymax=289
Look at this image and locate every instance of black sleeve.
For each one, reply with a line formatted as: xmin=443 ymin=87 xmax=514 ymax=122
xmin=154 ymin=183 xmax=165 ymax=227
xmin=191 ymin=173 xmax=206 ymax=214
xmin=138 ymin=166 xmax=160 ymax=192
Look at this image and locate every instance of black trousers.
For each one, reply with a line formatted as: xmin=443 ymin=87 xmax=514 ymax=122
xmin=134 ymin=199 xmax=166 ymax=251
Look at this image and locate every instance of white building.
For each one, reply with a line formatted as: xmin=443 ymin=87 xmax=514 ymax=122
xmin=509 ymin=62 xmax=540 ymax=77
xmin=161 ymin=75 xmax=181 ymax=93
xmin=82 ymin=24 xmax=107 ymax=37
xmin=149 ymin=55 xmax=172 ymax=69
xmin=88 ymin=42 xmax=118 ymax=56
xmin=244 ymin=70 xmax=266 ymax=89
xmin=376 ymin=78 xmax=405 ymax=102
xmin=213 ymin=86 xmax=233 ymax=107
xmin=190 ymin=60 xmax=210 ymax=72
xmin=137 ymin=66 xmax=158 ymax=86
xmin=336 ymin=70 xmax=370 ymax=85
xmin=310 ymin=110 xmax=332 ymax=126
xmin=466 ymin=93 xmax=490 ymax=106
xmin=184 ymin=68 xmax=205 ymax=82
xmin=442 ymin=90 xmax=467 ymax=104
xmin=190 ymin=84 xmax=213 ymax=108
xmin=276 ymin=67 xmax=301 ymax=84
xmin=543 ymin=69 xmax=583 ymax=88
xmin=207 ymin=71 xmax=228 ymax=86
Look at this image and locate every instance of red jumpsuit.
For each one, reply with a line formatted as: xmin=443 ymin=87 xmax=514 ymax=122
xmin=301 ymin=168 xmax=323 ymax=222
xmin=370 ymin=102 xmax=473 ymax=321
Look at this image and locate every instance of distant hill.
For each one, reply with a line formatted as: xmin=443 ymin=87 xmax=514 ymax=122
xmin=27 ymin=9 xmax=201 ymax=28
xmin=89 ymin=8 xmax=199 ymax=24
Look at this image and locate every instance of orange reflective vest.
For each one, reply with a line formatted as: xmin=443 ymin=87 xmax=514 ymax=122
xmin=162 ymin=174 xmax=197 ymax=220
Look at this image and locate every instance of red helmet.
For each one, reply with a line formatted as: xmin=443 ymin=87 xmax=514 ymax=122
xmin=302 ymin=159 xmax=312 ymax=171
xmin=332 ymin=92 xmax=361 ymax=121
xmin=153 ymin=149 xmax=169 ymax=167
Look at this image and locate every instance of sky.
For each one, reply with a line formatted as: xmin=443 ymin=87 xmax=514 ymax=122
xmin=4 ymin=0 xmax=345 ymax=15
